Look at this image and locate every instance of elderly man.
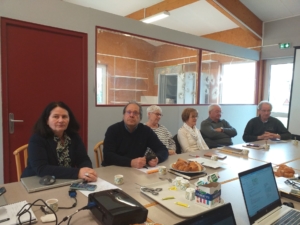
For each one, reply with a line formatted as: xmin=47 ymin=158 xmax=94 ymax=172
xmin=243 ymin=100 xmax=292 ymax=142
xmin=102 ymin=101 xmax=168 ymax=168
xmin=200 ymin=104 xmax=237 ymax=148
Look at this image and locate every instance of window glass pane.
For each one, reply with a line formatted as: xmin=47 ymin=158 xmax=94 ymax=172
xmin=269 ymin=63 xmax=293 ymax=127
xmin=96 ymin=28 xmax=199 ymax=105
xmin=221 ymin=62 xmax=256 ymax=104
xmin=96 ymin=64 xmax=107 ymax=104
xmin=200 ymin=51 xmax=257 ymax=104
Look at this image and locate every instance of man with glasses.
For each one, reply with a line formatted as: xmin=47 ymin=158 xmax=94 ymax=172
xmin=102 ymin=101 xmax=168 ymax=168
xmin=243 ymin=100 xmax=291 ymax=142
xmin=200 ymin=104 xmax=237 ymax=148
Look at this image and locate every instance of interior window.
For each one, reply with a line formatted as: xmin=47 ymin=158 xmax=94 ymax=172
xmin=96 ymin=28 xmax=199 ymax=105
xmin=200 ymin=51 xmax=257 ymax=104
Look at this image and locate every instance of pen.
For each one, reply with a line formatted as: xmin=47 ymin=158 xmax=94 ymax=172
xmin=189 ymin=154 xmax=199 ymax=158
xmin=0 ymin=218 xmax=10 ymax=223
xmin=175 ymin=202 xmax=189 ymax=208
xmin=220 ymin=150 xmax=242 ymax=155
xmin=147 ymin=169 xmax=159 ymax=174
xmin=162 ymin=196 xmax=175 ymax=200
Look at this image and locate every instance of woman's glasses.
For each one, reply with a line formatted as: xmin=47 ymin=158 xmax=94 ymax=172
xmin=152 ymin=112 xmax=163 ymax=117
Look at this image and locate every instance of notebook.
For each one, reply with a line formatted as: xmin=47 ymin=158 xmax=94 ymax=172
xmin=21 ymin=176 xmax=82 ymax=193
xmin=174 ymin=203 xmax=237 ymax=225
xmin=238 ymin=163 xmax=300 ymax=225
xmin=0 ymin=200 xmax=37 ymax=225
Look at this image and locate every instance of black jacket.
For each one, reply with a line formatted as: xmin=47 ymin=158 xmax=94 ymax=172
xmin=21 ymin=133 xmax=92 ymax=179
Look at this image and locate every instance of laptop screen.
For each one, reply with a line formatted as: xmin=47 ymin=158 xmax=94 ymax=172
xmin=174 ymin=203 xmax=236 ymax=225
xmin=238 ymin=163 xmax=282 ymax=224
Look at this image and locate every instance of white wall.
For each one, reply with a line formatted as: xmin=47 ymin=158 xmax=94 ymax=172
xmin=262 ymin=15 xmax=300 ymax=59
xmin=0 ymin=0 xmax=259 ymax=183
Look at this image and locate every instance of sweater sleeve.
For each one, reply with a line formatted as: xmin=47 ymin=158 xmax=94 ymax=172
xmin=102 ymin=125 xmax=132 ymax=167
xmin=275 ymin=119 xmax=292 ymax=140
xmin=242 ymin=120 xmax=258 ymax=142
xmin=222 ymin=120 xmax=237 ymax=137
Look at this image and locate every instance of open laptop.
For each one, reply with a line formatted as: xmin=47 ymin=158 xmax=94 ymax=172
xmin=21 ymin=176 xmax=82 ymax=193
xmin=238 ymin=163 xmax=300 ymax=225
xmin=174 ymin=203 xmax=237 ymax=225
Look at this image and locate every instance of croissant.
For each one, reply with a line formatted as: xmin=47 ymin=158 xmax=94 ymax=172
xmin=275 ymin=164 xmax=295 ymax=178
xmin=172 ymin=159 xmax=203 ymax=172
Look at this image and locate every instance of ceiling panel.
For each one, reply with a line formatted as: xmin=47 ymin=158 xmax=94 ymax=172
xmin=63 ymin=0 xmax=300 ymax=36
xmin=151 ymin=1 xmax=238 ymax=36
xmin=240 ymin=0 xmax=300 ymax=22
xmin=63 ymin=0 xmax=163 ymax=16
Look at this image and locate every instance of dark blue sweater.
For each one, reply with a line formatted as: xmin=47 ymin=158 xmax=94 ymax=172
xmin=21 ymin=133 xmax=92 ymax=179
xmin=102 ymin=121 xmax=168 ymax=167
xmin=243 ymin=116 xmax=291 ymax=142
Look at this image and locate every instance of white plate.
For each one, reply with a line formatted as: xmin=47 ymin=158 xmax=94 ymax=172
xmin=170 ymin=163 xmax=206 ymax=174
xmin=188 ymin=157 xmax=225 ymax=169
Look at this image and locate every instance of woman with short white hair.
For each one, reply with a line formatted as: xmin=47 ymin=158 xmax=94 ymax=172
xmin=145 ymin=105 xmax=176 ymax=155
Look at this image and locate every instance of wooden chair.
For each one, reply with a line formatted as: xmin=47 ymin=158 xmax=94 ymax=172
xmin=13 ymin=144 xmax=28 ymax=181
xmin=93 ymin=141 xmax=104 ymax=168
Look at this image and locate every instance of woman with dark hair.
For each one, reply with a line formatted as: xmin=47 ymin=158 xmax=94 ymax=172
xmin=21 ymin=101 xmax=97 ymax=181
xmin=178 ymin=108 xmax=209 ymax=153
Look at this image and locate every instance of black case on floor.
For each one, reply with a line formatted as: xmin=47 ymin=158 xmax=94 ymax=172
xmin=88 ymin=189 xmax=148 ymax=225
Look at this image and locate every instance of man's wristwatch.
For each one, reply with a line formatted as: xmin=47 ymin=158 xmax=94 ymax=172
xmin=220 ymin=127 xmax=224 ymax=132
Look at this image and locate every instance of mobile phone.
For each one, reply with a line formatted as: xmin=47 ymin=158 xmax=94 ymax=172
xmin=69 ymin=183 xmax=97 ymax=191
xmin=0 ymin=187 xmax=6 ymax=196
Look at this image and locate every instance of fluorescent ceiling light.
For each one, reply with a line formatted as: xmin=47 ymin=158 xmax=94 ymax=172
xmin=141 ymin=11 xmax=170 ymax=24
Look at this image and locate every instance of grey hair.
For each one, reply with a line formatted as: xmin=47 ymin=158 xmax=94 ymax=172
xmin=208 ymin=104 xmax=221 ymax=113
xmin=258 ymin=100 xmax=272 ymax=111
xmin=147 ymin=105 xmax=162 ymax=114
xmin=123 ymin=100 xmax=143 ymax=119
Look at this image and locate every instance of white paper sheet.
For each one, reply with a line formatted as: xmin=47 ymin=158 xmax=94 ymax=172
xmin=275 ymin=177 xmax=292 ymax=194
xmin=80 ymin=177 xmax=121 ymax=197
xmin=137 ymin=166 xmax=159 ymax=174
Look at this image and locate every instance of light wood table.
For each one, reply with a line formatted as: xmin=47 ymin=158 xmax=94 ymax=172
xmin=232 ymin=140 xmax=300 ymax=165
xmin=2 ymin=144 xmax=299 ymax=225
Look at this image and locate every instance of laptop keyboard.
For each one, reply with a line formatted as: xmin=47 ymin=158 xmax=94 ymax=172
xmin=271 ymin=210 xmax=300 ymax=225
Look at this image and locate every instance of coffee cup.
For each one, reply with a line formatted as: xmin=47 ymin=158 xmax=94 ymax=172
xmin=185 ymin=188 xmax=195 ymax=201
xmin=114 ymin=174 xmax=124 ymax=185
xmin=211 ymin=155 xmax=218 ymax=161
xmin=158 ymin=166 xmax=167 ymax=175
xmin=45 ymin=199 xmax=58 ymax=213
xmin=242 ymin=149 xmax=249 ymax=155
xmin=180 ymin=179 xmax=190 ymax=191
xmin=172 ymin=177 xmax=183 ymax=188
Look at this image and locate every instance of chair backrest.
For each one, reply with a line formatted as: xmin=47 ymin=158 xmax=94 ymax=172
xmin=13 ymin=144 xmax=28 ymax=181
xmin=173 ymin=134 xmax=182 ymax=154
xmin=93 ymin=141 xmax=104 ymax=168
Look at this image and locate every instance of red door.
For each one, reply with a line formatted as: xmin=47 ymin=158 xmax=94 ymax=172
xmin=1 ymin=18 xmax=87 ymax=183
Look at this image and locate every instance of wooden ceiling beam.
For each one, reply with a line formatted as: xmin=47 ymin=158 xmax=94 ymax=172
xmin=126 ymin=0 xmax=198 ymax=20
xmin=207 ymin=0 xmax=262 ymax=40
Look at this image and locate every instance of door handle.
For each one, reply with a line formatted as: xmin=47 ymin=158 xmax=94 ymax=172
xmin=9 ymin=113 xmax=24 ymax=134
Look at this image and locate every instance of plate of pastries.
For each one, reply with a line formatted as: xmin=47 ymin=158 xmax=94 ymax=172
xmin=170 ymin=158 xmax=206 ymax=173
xmin=274 ymin=164 xmax=295 ymax=178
